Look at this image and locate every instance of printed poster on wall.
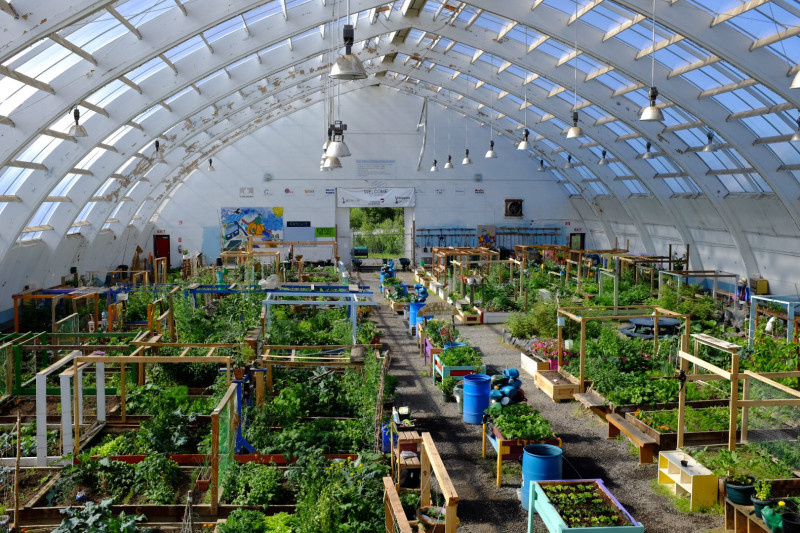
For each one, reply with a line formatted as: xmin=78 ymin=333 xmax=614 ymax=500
xmin=336 ymin=188 xmax=415 ymax=207
xmin=220 ymin=207 xmax=284 ymax=249
xmin=477 ymin=225 xmax=496 ymax=247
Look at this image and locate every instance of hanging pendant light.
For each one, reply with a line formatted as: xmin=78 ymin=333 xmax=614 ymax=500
xmin=537 ymin=159 xmax=545 ymax=172
xmin=323 ymin=128 xmax=332 ymax=151
xmin=702 ymin=132 xmax=715 ymax=152
xmin=208 ymin=158 xmax=216 ymax=171
xmin=430 ymin=159 xmax=438 ymax=172
xmin=68 ymin=107 xmax=88 ymax=137
xmin=564 ymin=155 xmax=574 ymax=169
xmin=643 ymin=142 xmax=654 ymax=159
xmin=566 ymin=111 xmax=582 ymax=138
xmin=329 ymin=1 xmax=366 ymax=81
xmin=518 ymin=129 xmax=530 ymax=151
xmin=462 ymin=111 xmax=471 ymax=165
xmin=792 ymin=116 xmax=800 ymax=142
xmin=154 ymin=139 xmax=165 ymax=161
xmin=640 ymin=0 xmax=664 ymax=122
xmin=792 ymin=70 xmax=800 ymax=89
xmin=444 ymin=155 xmax=454 ymax=169
xmin=566 ymin=4 xmax=582 ymax=139
xmin=485 ymin=140 xmax=497 ymax=159
xmin=325 ymin=120 xmax=351 ymax=157
xmin=598 ymin=149 xmax=608 ymax=165
xmin=323 ymin=155 xmax=342 ymax=169
xmin=462 ymin=148 xmax=472 ymax=165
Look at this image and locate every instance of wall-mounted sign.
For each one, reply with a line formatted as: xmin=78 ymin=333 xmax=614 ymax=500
xmin=356 ymin=159 xmax=396 ymax=178
xmin=435 ymin=188 xmax=445 ymax=196
xmin=325 ymin=188 xmax=336 ymax=195
xmin=287 ymin=221 xmax=311 ymax=227
xmin=315 ymin=227 xmax=336 ymax=238
xmin=336 ymin=187 xmax=415 ymax=207
xmin=239 ymin=187 xmax=254 ymax=198
xmin=284 ymin=188 xmax=295 ymax=196
xmin=474 ymin=188 xmax=485 ymax=195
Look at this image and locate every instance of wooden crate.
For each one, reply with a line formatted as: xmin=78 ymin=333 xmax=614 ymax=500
xmin=534 ymin=370 xmax=579 ymax=402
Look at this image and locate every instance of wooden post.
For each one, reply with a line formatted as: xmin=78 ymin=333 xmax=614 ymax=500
xmin=557 ymin=317 xmax=564 ymax=370
xmin=73 ymin=359 xmax=80 ymax=457
xmin=741 ymin=376 xmax=750 ymax=445
xmin=729 ymin=348 xmax=740 ymax=451
xmin=210 ymin=413 xmax=219 ymax=515
xmin=120 ymin=361 xmax=126 ymax=424
xmin=677 ymin=334 xmax=689 ymax=449
xmin=14 ymin=413 xmax=20 ymax=532
xmin=255 ymin=370 xmax=265 ymax=406
xmin=420 ymin=440 xmax=432 ymax=508
xmin=579 ymin=317 xmax=587 ymax=393
xmin=653 ymin=309 xmax=660 ymax=356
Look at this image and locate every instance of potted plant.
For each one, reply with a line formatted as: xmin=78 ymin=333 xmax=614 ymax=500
xmin=725 ymin=473 xmax=756 ymax=505
xmin=439 ymin=377 xmax=457 ymax=402
xmin=751 ymin=480 xmax=774 ymax=519
xmin=232 ymin=345 xmax=254 ymax=380
xmin=416 ymin=505 xmax=446 ymax=533
xmin=766 ymin=499 xmax=800 ymax=533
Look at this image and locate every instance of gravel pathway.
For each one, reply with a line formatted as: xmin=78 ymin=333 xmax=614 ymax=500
xmin=359 ymin=270 xmax=723 ymax=533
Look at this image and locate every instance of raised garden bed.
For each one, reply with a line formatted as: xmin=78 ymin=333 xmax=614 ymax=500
xmin=474 ymin=307 xmax=513 ymax=324
xmin=455 ymin=306 xmax=480 ymax=325
xmin=432 ymin=347 xmax=485 ymax=385
xmin=530 ymin=479 xmax=644 ymax=532
xmin=534 ymin=370 xmax=582 ymax=403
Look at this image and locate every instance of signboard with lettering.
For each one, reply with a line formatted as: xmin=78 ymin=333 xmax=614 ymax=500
xmin=336 ymin=188 xmax=415 ymax=207
xmin=315 ymin=227 xmax=336 ymax=238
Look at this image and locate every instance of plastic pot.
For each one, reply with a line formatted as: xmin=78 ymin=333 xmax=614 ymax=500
xmin=750 ymin=495 xmax=775 ymax=520
xmin=725 ymin=477 xmax=756 ymax=505
xmin=784 ymin=512 xmax=800 ymax=533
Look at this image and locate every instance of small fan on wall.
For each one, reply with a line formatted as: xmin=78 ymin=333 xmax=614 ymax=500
xmin=505 ymin=199 xmax=523 ymax=217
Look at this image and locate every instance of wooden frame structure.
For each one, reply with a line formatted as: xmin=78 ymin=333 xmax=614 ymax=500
xmin=748 ymin=294 xmax=800 ymax=345
xmin=383 ymin=477 xmax=414 ymax=533
xmin=243 ymin=235 xmax=338 ymax=261
xmin=86 ymin=269 xmax=151 ymax=285
xmin=154 ymin=256 xmax=168 ymax=284
xmin=676 ymin=333 xmax=800 ymax=450
xmin=12 ymin=287 xmax=108 ymax=333
xmin=564 ymin=247 xmax=628 ymax=294
xmin=657 ymin=269 xmax=738 ymax=302
xmin=430 ymin=246 xmax=500 ymax=287
xmin=514 ymin=244 xmax=568 ymax=269
xmin=556 ymin=306 xmax=688 ymax=393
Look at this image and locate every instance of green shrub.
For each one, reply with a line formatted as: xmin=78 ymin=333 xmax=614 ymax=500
xmin=506 ymin=313 xmax=536 ymax=338
xmin=222 ymin=462 xmax=284 ymax=508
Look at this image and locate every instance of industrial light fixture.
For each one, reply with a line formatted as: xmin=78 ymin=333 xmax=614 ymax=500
xmin=208 ymin=158 xmax=216 ymax=171
xmin=702 ymin=132 xmax=715 ymax=152
xmin=323 ymin=131 xmax=332 ymax=151
xmin=444 ymin=155 xmax=453 ymax=169
xmin=564 ymin=154 xmax=574 ymax=169
xmin=462 ymin=148 xmax=472 ymax=165
xmin=537 ymin=159 xmax=546 ymax=172
xmin=643 ymin=142 xmax=654 ymax=159
xmin=154 ymin=140 xmax=164 ymax=161
xmin=68 ymin=107 xmax=88 ymax=137
xmin=430 ymin=159 xmax=438 ymax=172
xmin=518 ymin=129 xmax=530 ymax=151
xmin=325 ymin=120 xmax=351 ymax=157
xmin=792 ymin=70 xmax=800 ymax=89
xmin=791 ymin=116 xmax=800 ymax=142
xmin=485 ymin=55 xmax=498 ymax=159
xmin=598 ymin=149 xmax=608 ymax=165
xmin=329 ymin=0 xmax=367 ymax=81
xmin=323 ymin=155 xmax=342 ymax=169
xmin=640 ymin=0 xmax=664 ymax=122
xmin=566 ymin=2 xmax=582 ymax=139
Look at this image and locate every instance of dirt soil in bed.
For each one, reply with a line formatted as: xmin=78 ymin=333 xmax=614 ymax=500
xmin=367 ymin=270 xmax=722 ymax=533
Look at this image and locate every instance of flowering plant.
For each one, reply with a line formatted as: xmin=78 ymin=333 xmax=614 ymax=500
xmin=529 ymin=338 xmax=573 ymax=364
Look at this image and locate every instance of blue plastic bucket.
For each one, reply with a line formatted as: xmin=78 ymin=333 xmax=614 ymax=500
xmin=443 ymin=342 xmax=467 ymax=351
xmin=408 ymin=302 xmax=427 ymax=328
xmin=521 ymin=444 xmax=563 ymax=510
xmin=462 ymin=374 xmax=491 ymax=424
xmin=381 ymin=424 xmax=398 ymax=453
xmin=500 ymin=385 xmax=518 ymax=398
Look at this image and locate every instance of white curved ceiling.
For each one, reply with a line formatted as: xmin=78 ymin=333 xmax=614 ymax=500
xmin=1 ymin=0 xmax=800 ymax=276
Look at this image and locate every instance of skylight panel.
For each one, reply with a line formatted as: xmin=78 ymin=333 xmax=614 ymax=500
xmin=203 ymin=17 xmax=243 ymax=44
xmin=537 ymin=40 xmax=572 ymax=61
xmin=18 ymin=136 xmax=62 ymax=164
xmin=622 ymin=179 xmax=649 ymax=195
xmin=49 ymin=173 xmax=84 ymax=197
xmin=594 ymin=70 xmax=632 ymax=91
xmin=195 ymin=70 xmax=225 ymax=88
xmin=27 ymin=202 xmax=60 ymax=227
xmin=740 ymin=115 xmax=788 ymax=138
xmin=450 ymin=43 xmax=476 ymax=58
xmin=588 ymin=181 xmax=610 ymax=195
xmin=581 ymin=105 xmax=611 ymax=121
xmin=472 ymin=12 xmax=508 ymax=33
xmin=17 ymin=231 xmax=43 ymax=243
xmin=13 ymin=43 xmax=82 ymax=84
xmin=505 ymin=26 xmax=544 ymax=45
xmin=563 ymin=183 xmax=580 ymax=196
xmin=663 ymin=177 xmax=693 ymax=194
xmin=132 ymin=104 xmax=165 ymax=125
xmin=86 ymin=79 xmax=131 ymax=108
xmin=0 ymin=78 xmax=39 ymax=116
xmin=681 ymin=67 xmax=728 ymax=91
xmin=165 ymin=85 xmax=196 ymax=105
xmin=580 ymin=5 xmax=631 ymax=33
xmin=116 ymin=0 xmax=174 ymax=27
xmin=128 ymin=56 xmax=167 ymax=84
xmin=0 ymin=168 xmax=34 ymax=196
xmin=72 ymin=201 xmax=98 ymax=226
xmin=565 ymin=54 xmax=605 ymax=74
xmin=503 ymin=64 xmax=527 ymax=80
xmin=164 ymin=36 xmax=205 ymax=63
xmin=76 ymin=147 xmax=107 ymax=170
xmin=604 ymin=121 xmax=633 ymax=137
xmin=62 ymin=11 xmax=127 ymax=55
xmin=243 ymin=3 xmax=283 ymax=25
xmin=95 ymin=178 xmax=118 ymax=197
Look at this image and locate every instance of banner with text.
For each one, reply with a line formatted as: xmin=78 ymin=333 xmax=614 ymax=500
xmin=336 ymin=188 xmax=415 ymax=207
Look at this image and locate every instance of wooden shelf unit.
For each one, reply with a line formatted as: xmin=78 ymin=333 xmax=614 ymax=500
xmin=657 ymin=451 xmax=717 ymax=511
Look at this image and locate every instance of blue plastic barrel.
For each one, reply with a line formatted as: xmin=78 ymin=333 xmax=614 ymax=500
xmin=397 ymin=284 xmax=408 ymax=297
xmin=408 ymin=302 xmax=427 ymax=328
xmin=443 ymin=342 xmax=467 ymax=351
xmin=521 ymin=444 xmax=563 ymax=510
xmin=462 ymin=374 xmax=491 ymax=424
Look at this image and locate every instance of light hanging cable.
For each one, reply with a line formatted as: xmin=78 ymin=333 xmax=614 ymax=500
xmin=68 ymin=107 xmax=88 ymax=137
xmin=431 ymin=102 xmax=438 ymax=171
xmin=445 ymin=90 xmax=454 ymax=168
xmin=598 ymin=149 xmax=608 ymax=165
xmin=486 ymin=56 xmax=498 ymax=159
xmin=330 ymin=0 xmax=367 ymax=80
xmin=640 ymin=0 xmax=664 ymax=122
xmin=566 ymin=4 xmax=582 ymax=139
xmin=519 ymin=26 xmax=530 ymax=150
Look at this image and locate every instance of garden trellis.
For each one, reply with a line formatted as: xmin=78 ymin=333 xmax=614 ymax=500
xmin=748 ymin=294 xmax=800 ymax=345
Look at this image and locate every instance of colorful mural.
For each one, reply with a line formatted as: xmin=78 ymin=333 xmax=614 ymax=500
xmin=221 ymin=207 xmax=284 ymax=249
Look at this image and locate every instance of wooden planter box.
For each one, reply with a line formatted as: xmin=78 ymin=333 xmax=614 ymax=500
xmin=423 ymin=336 xmax=444 ymax=361
xmin=624 ymin=412 xmax=798 ymax=450
xmin=520 ymin=352 xmax=550 ymax=378
xmin=474 ymin=307 xmax=513 ymax=324
xmin=530 ymin=479 xmax=645 ymax=533
xmin=432 ymin=353 xmax=485 ymax=384
xmin=455 ymin=307 xmax=480 ymax=325
xmin=483 ymin=423 xmax=562 ymax=487
xmin=389 ymin=300 xmax=405 ymax=313
xmin=534 ymin=370 xmax=580 ymax=403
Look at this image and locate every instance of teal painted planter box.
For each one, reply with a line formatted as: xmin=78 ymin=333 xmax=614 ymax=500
xmin=432 ymin=352 xmax=485 ymax=385
xmin=528 ymin=479 xmax=644 ymax=533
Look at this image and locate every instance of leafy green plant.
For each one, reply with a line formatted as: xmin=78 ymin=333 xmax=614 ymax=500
xmin=438 ymin=346 xmax=481 ymax=368
xmin=52 ymin=499 xmax=148 ymax=533
xmin=438 ymin=377 xmax=457 ymax=398
xmin=754 ymin=480 xmax=773 ymax=501
xmin=222 ymin=462 xmax=284 ymax=508
xmin=493 ymin=410 xmax=554 ymax=441
xmin=218 ymin=509 xmax=296 ymax=533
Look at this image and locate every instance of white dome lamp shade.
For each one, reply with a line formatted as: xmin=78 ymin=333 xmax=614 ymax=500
xmin=462 ymin=148 xmax=472 ymax=165
xmin=792 ymin=69 xmax=800 ymax=89
xmin=518 ymin=129 xmax=530 ymax=151
xmin=323 ymin=155 xmax=342 ymax=169
xmin=444 ymin=155 xmax=454 ymax=169
xmin=485 ymin=140 xmax=497 ymax=159
xmin=566 ymin=111 xmax=582 ymax=139
xmin=702 ymin=132 xmax=715 ymax=152
xmin=68 ymin=107 xmax=88 ymax=137
xmin=642 ymin=142 xmax=654 ymax=159
xmin=598 ymin=149 xmax=608 ymax=165
xmin=430 ymin=159 xmax=438 ymax=172
xmin=330 ymin=25 xmax=367 ymax=80
xmin=640 ymin=86 xmax=664 ymax=122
